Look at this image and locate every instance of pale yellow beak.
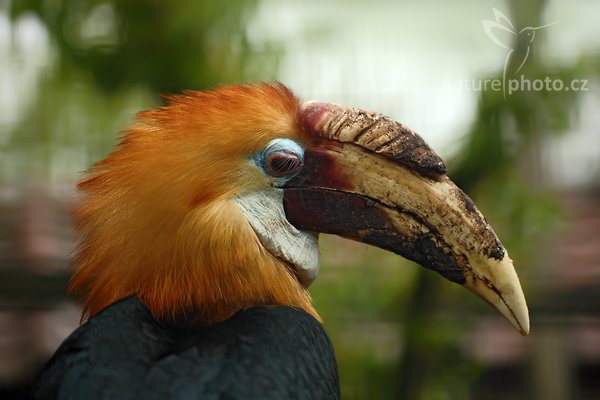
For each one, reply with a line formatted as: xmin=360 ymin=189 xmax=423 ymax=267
xmin=283 ymin=101 xmax=530 ymax=335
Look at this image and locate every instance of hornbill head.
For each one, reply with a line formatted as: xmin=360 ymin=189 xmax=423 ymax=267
xmin=71 ymin=83 xmax=529 ymax=335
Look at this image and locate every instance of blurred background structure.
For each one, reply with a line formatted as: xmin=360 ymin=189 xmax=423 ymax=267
xmin=1 ymin=0 xmax=599 ymax=398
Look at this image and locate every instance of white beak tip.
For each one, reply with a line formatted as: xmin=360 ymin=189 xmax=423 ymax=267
xmin=464 ymin=255 xmax=530 ymax=336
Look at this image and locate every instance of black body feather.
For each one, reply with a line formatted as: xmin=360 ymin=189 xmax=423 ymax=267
xmin=31 ymin=297 xmax=340 ymax=399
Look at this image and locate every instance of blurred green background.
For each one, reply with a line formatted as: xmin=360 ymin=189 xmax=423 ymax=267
xmin=1 ymin=0 xmax=599 ymax=399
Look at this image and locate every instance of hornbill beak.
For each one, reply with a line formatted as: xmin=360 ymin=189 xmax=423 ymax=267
xmin=283 ymin=101 xmax=530 ymax=336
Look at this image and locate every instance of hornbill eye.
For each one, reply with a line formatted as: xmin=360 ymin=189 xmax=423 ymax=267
xmin=265 ymin=152 xmax=303 ymax=177
xmin=255 ymin=138 xmax=304 ymax=180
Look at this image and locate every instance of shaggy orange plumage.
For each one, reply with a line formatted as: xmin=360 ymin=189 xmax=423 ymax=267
xmin=70 ymin=83 xmax=320 ymax=325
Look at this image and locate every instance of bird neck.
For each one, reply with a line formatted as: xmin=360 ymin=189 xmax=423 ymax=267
xmin=70 ymin=197 xmax=319 ymax=325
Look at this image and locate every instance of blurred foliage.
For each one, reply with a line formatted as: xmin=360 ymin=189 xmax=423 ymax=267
xmin=3 ymin=0 xmax=281 ymax=182
xmin=8 ymin=0 xmax=277 ymax=93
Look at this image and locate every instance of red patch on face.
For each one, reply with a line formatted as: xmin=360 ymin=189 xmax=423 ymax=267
xmin=300 ymin=102 xmax=333 ymax=135
xmin=284 ymin=140 xmax=353 ymax=192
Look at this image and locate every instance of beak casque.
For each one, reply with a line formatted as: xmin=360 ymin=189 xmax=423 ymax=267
xmin=283 ymin=101 xmax=530 ymax=335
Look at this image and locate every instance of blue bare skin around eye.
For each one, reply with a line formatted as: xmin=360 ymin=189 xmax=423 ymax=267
xmin=251 ymin=138 xmax=305 ymax=187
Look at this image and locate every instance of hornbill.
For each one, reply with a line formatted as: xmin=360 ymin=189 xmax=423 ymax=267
xmin=31 ymin=83 xmax=529 ymax=399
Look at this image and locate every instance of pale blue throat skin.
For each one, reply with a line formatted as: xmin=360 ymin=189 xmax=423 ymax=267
xmin=235 ymin=138 xmax=319 ymax=287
